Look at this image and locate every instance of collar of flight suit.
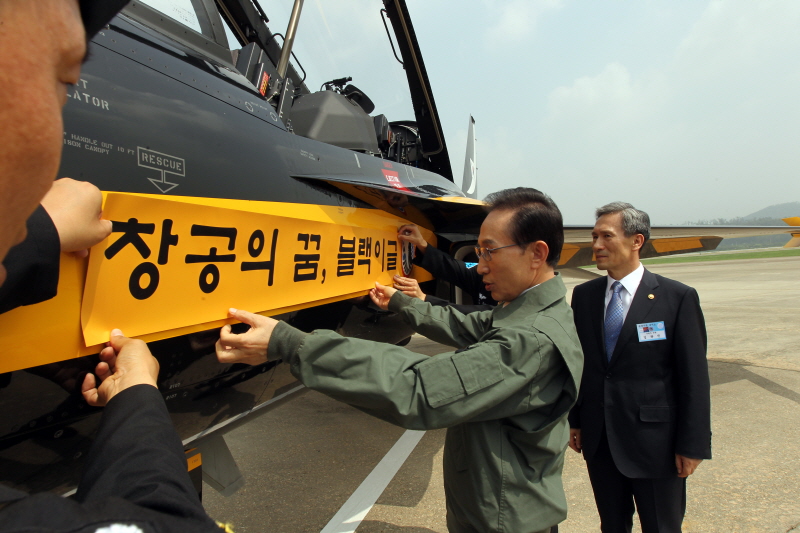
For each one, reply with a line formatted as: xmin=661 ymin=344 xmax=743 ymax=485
xmin=491 ymin=272 xmax=567 ymax=327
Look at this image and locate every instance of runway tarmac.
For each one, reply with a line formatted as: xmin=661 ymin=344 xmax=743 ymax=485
xmin=203 ymin=255 xmax=800 ymax=533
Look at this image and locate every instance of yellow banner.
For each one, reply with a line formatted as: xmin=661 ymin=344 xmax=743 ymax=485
xmin=0 ymin=193 xmax=434 ymax=374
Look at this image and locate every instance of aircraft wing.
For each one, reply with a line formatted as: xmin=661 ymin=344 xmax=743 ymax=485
xmin=294 ymin=175 xmax=486 ymax=235
xmin=297 ymin=174 xmax=800 ymax=268
xmin=559 ymin=220 xmax=800 ymax=269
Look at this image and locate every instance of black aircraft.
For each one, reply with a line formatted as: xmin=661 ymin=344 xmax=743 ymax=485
xmin=1 ymin=0 xmax=797 ymax=498
xmin=0 ymin=0 xmax=488 ymax=497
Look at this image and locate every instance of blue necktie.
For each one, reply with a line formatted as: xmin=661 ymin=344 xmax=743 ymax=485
xmin=604 ymin=281 xmax=624 ymax=361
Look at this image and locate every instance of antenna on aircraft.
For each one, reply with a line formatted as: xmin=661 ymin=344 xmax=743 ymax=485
xmin=462 ymin=115 xmax=478 ymax=199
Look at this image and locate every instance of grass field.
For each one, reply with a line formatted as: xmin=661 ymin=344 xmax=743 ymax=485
xmin=639 ymin=247 xmax=800 ymax=265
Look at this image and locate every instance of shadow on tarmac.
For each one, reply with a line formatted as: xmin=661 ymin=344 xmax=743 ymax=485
xmin=710 ymin=360 xmax=800 ymax=406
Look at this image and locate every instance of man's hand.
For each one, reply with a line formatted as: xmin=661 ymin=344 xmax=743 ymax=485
xmin=216 ymin=308 xmax=278 ymax=365
xmin=568 ymin=428 xmax=582 ymax=453
xmin=397 ymin=224 xmax=428 ymax=252
xmin=40 ymin=178 xmax=112 ymax=257
xmin=369 ymin=282 xmax=397 ymax=310
xmin=675 ymin=454 xmax=703 ymax=478
xmin=81 ymin=329 xmax=159 ymax=407
xmin=392 ymin=275 xmax=426 ymax=301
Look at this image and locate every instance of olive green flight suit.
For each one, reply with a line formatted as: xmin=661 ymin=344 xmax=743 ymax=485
xmin=269 ymin=273 xmax=583 ymax=533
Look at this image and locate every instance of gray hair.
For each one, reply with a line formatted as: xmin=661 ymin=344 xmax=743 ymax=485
xmin=595 ymin=202 xmax=650 ymax=242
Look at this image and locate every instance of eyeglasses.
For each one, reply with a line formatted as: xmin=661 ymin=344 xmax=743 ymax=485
xmin=474 ymin=243 xmax=527 ymax=261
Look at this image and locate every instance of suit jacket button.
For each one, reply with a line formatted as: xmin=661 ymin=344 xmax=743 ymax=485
xmin=605 ymin=373 xmax=611 ymax=379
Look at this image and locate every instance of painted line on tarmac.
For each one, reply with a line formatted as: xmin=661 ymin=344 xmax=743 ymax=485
xmin=320 ymin=429 xmax=426 ymax=533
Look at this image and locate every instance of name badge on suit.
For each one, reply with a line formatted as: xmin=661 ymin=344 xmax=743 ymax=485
xmin=636 ymin=321 xmax=666 ymax=342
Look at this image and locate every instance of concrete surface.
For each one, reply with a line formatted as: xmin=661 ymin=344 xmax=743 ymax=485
xmin=204 ymin=256 xmax=800 ymax=532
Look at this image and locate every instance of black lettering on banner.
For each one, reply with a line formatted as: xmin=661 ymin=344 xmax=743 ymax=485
xmin=105 ymin=218 xmax=155 ymax=259
xmin=386 ymin=240 xmax=398 ymax=272
xmin=198 ymin=264 xmax=218 ymax=293
xmin=294 ymin=233 xmax=322 ymax=282
xmin=337 ymin=236 xmax=356 ymax=277
xmin=357 ymin=237 xmax=372 ymax=274
xmin=106 ymin=219 xmax=163 ymax=299
xmin=358 ymin=237 xmax=372 ymax=257
xmin=185 ymin=225 xmax=237 ymax=294
xmin=241 ymin=228 xmax=279 ymax=287
xmin=157 ymin=219 xmax=179 ymax=265
xmin=129 ymin=262 xmax=159 ymax=300
xmin=374 ymin=240 xmax=381 ymax=261
xmin=297 ymin=233 xmax=321 ymax=251
xmin=249 ymin=229 xmax=265 ymax=256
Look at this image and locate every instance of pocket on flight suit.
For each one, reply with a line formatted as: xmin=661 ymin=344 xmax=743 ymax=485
xmin=418 ymin=349 xmax=503 ymax=408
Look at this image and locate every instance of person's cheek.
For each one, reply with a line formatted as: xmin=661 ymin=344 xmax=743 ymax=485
xmin=58 ymin=82 xmax=69 ymax=107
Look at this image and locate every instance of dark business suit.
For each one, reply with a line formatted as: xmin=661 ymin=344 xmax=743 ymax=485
xmin=569 ymin=268 xmax=711 ymax=532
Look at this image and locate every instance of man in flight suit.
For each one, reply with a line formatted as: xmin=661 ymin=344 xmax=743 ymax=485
xmin=216 ymin=187 xmax=584 ymax=533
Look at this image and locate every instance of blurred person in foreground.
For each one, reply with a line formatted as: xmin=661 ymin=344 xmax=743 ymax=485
xmin=0 ymin=1 xmax=223 ymax=531
xmin=217 ymin=187 xmax=583 ymax=533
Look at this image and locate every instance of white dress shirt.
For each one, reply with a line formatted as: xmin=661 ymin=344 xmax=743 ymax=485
xmin=603 ymin=263 xmax=644 ymax=324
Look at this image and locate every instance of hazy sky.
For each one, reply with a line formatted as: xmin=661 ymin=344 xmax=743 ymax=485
xmin=261 ymin=0 xmax=800 ymax=225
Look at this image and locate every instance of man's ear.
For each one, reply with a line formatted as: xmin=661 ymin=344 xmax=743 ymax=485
xmin=529 ymin=241 xmax=550 ymax=267
xmin=632 ymin=234 xmax=645 ymax=252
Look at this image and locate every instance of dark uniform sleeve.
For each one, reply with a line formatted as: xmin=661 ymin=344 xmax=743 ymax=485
xmin=269 ymin=293 xmax=557 ymax=430
xmin=567 ymin=285 xmax=584 ymax=430
xmin=75 ymin=385 xmax=215 ymax=525
xmin=414 ymin=246 xmax=496 ymax=306
xmin=0 ymin=385 xmax=219 ymax=532
xmin=673 ymin=288 xmax=712 ymax=460
xmin=0 ymin=206 xmax=60 ymax=314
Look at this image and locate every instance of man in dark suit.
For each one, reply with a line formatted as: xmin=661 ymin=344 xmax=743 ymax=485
xmin=568 ymin=202 xmax=711 ymax=533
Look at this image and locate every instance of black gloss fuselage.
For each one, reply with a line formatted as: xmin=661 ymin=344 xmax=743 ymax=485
xmin=0 ymin=10 xmax=466 ymax=494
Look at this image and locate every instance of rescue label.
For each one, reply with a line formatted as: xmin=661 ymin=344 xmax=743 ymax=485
xmin=138 ymin=148 xmax=185 ymax=176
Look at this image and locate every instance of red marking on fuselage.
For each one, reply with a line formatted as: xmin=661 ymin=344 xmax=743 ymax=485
xmin=382 ymin=169 xmax=410 ymax=192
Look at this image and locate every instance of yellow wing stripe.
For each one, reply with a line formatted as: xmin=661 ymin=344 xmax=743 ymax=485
xmin=652 ymin=238 xmax=703 ymax=254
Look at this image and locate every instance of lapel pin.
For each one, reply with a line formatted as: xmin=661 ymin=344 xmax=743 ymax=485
xmin=648 ymin=294 xmax=655 ymax=300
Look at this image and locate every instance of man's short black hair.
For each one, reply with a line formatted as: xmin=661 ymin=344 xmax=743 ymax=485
xmin=80 ymin=0 xmax=130 ymax=39
xmin=483 ymin=187 xmax=564 ymax=268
